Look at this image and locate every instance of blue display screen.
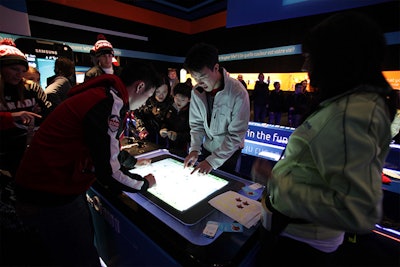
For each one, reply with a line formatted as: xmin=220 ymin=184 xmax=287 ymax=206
xmin=242 ymin=122 xmax=294 ymax=161
xmin=243 ymin=122 xmax=400 ymax=172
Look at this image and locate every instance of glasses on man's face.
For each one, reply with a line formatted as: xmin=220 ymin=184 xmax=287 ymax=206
xmin=192 ymin=67 xmax=216 ymax=84
xmin=191 ymin=72 xmax=207 ymax=84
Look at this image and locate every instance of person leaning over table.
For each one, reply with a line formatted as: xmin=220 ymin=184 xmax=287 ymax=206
xmin=15 ymin=63 xmax=161 ymax=266
xmin=251 ymin=11 xmax=396 ymax=266
xmin=183 ymin=42 xmax=250 ymax=175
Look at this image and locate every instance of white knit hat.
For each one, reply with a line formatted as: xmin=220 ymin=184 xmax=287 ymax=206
xmin=0 ymin=39 xmax=28 ymax=69
xmin=93 ymin=34 xmax=114 ymax=57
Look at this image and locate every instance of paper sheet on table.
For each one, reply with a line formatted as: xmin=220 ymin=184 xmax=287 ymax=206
xmin=208 ymin=190 xmax=261 ymax=229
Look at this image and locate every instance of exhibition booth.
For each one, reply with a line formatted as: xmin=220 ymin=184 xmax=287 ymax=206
xmin=0 ymin=33 xmax=398 ymax=266
xmin=87 ymin=122 xmax=400 ymax=266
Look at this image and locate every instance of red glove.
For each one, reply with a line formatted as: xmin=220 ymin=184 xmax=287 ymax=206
xmin=381 ymin=173 xmax=391 ymax=184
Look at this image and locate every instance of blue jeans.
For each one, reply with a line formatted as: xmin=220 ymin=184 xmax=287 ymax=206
xmin=268 ymin=111 xmax=282 ymax=125
xmin=254 ymin=104 xmax=267 ymax=122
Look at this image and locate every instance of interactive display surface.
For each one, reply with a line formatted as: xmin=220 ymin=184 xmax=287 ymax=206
xmin=129 ymin=154 xmax=244 ymax=225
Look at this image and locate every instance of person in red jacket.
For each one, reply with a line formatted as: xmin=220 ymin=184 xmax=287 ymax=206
xmin=15 ymin=63 xmax=161 ymax=266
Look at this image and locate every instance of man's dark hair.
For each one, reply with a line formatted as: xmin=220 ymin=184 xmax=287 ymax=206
xmin=54 ymin=57 xmax=75 ymax=77
xmin=302 ymin=12 xmax=388 ymax=99
xmin=173 ymin=83 xmax=192 ymax=99
xmin=183 ymin=43 xmax=219 ymax=73
xmin=302 ymin=11 xmax=396 ymax=120
xmin=119 ymin=62 xmax=162 ymax=91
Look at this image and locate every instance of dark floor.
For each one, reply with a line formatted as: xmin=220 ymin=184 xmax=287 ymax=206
xmin=240 ymin=232 xmax=400 ymax=267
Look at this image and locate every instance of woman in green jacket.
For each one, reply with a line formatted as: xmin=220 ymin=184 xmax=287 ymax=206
xmin=253 ymin=11 xmax=397 ymax=266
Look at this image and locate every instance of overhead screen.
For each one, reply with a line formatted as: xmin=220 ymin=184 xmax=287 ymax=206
xmin=226 ymin=0 xmax=393 ymax=28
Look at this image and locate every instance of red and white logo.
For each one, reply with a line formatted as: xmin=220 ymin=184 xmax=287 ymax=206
xmin=108 ymin=115 xmax=120 ymax=132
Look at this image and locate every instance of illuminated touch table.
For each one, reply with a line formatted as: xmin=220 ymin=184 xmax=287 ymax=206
xmin=87 ymin=149 xmax=264 ymax=267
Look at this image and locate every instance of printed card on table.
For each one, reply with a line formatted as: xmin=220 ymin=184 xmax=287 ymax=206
xmin=208 ymin=190 xmax=261 ymax=228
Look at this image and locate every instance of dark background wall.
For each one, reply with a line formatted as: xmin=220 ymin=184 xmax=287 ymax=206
xmin=24 ymin=1 xmax=399 ymax=74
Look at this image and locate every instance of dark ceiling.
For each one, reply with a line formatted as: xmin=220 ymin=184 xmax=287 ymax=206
xmin=20 ymin=0 xmax=399 ymax=73
xmin=116 ymin=0 xmax=227 ymax=20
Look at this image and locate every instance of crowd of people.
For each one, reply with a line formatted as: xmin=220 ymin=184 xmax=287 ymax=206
xmin=0 ymin=10 xmax=399 ymax=266
xmin=238 ymin=71 xmax=318 ymax=128
xmin=246 ymin=74 xmax=315 ymax=127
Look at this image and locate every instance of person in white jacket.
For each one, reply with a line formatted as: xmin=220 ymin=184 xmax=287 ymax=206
xmin=183 ymin=43 xmax=250 ymax=175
